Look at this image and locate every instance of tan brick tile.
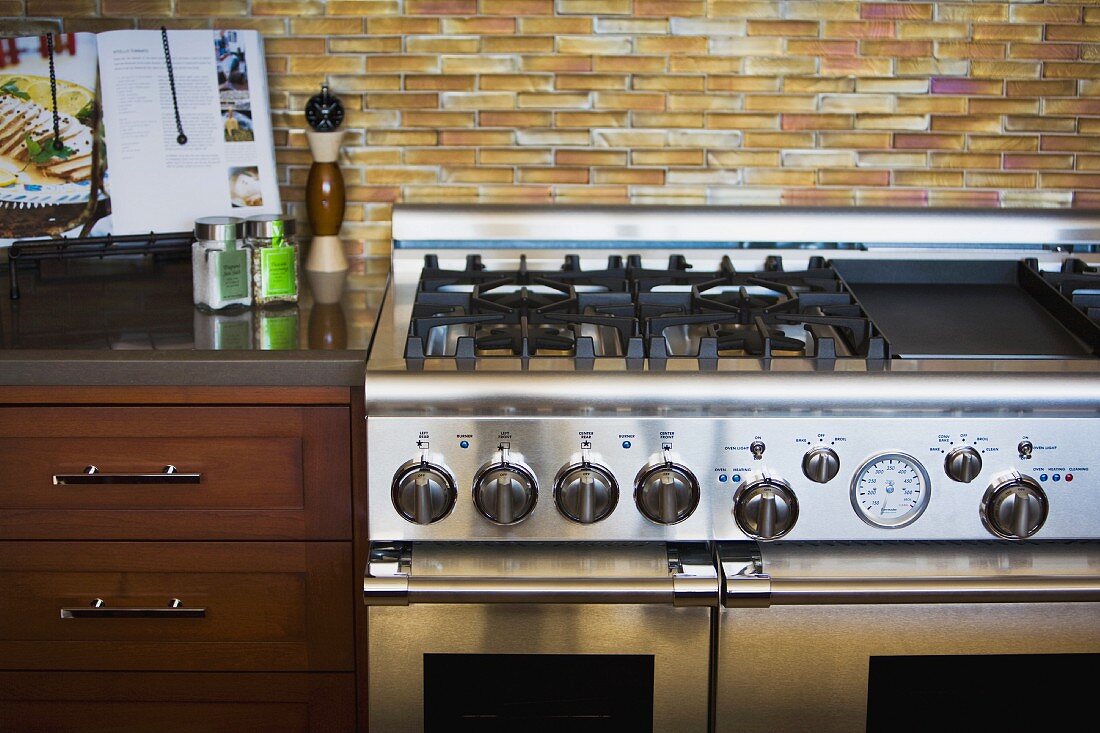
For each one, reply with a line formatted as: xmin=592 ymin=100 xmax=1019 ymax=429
xmin=346 ymin=148 xmax=403 ymax=165
xmin=898 ymin=22 xmax=969 ymax=40
xmin=666 ymin=169 xmax=741 ymax=184
xmin=786 ymin=77 xmax=856 ymax=93
xmin=291 ymin=18 xmax=363 ymax=34
xmin=931 ymin=115 xmax=1002 ymax=133
xmin=743 ymin=131 xmax=814 ymax=148
xmin=1006 ymin=80 xmax=1077 ymax=96
xmin=518 ymin=129 xmax=590 ymax=145
xmin=402 ymin=111 xmax=476 ymax=127
xmin=635 ymin=1 xmax=706 ymax=17
xmin=1087 ymin=8 xmax=1100 ymax=23
xmin=743 ymin=169 xmax=817 ymax=186
xmin=344 ymin=186 xmax=401 ymax=202
xmin=1013 ymin=5 xmax=1081 ymax=23
xmin=483 ymin=36 xmax=556 ymax=53
xmin=633 ymin=149 xmax=705 ymax=165
xmin=786 ymin=2 xmax=860 ymax=20
xmin=670 ymin=129 xmax=745 ymax=146
xmin=521 ymin=17 xmax=593 ymax=34
xmin=519 ymin=167 xmax=589 ymax=184
xmin=480 ymin=111 xmax=553 ymax=126
xmin=1077 ymin=154 xmax=1100 ymax=170
xmin=818 ymin=169 xmax=889 ymax=186
xmin=366 ymin=92 xmax=439 ymax=109
xmin=406 ymin=36 xmax=479 ymax=54
xmin=709 ymin=1 xmax=782 ymax=19
xmin=781 ymin=114 xmax=853 ymax=130
xmin=894 ymin=170 xmax=963 ymax=186
xmin=556 ymin=74 xmax=630 ymax=90
xmin=442 ymin=167 xmax=514 ymax=183
xmin=969 ymin=99 xmax=1039 ymax=115
xmin=1044 ymin=63 xmax=1100 ymax=79
xmin=707 ymin=113 xmax=781 ymax=129
xmin=268 ymin=38 xmax=326 ymax=54
xmin=1042 ymin=136 xmax=1100 ymax=152
xmin=744 ymin=58 xmax=818 ymax=75
xmin=707 ymin=150 xmax=780 ymax=166
xmin=1009 ymin=43 xmax=1080 ymax=60
xmin=406 ymin=0 xmax=476 ymax=13
xmin=748 ymin=20 xmax=820 ymax=37
xmin=406 ymin=149 xmax=475 ymax=165
xmin=1004 ymin=154 xmax=1076 ymax=170
xmin=818 ymin=131 xmax=893 ymax=148
xmin=822 ymin=95 xmax=895 ymax=113
xmin=938 ymin=3 xmax=1008 ymax=22
xmin=929 ymin=152 xmax=998 ymax=168
xmin=971 ymin=135 xmax=1039 ymax=152
xmin=671 ymin=17 xmax=746 ymax=35
xmin=1005 ymin=116 xmax=1077 ymax=133
xmin=668 ymin=94 xmax=742 ymax=111
xmin=861 ymin=40 xmax=932 ymax=57
xmin=405 ymin=75 xmax=475 ymax=91
xmin=633 ymin=112 xmax=705 ymax=128
xmin=855 ymin=114 xmax=930 ymax=130
xmin=670 ymin=56 xmax=743 ymax=73
xmin=782 ymin=150 xmax=858 ymax=167
xmin=893 ymin=133 xmax=966 ymax=149
xmin=480 ymin=75 xmax=553 ymax=92
xmin=442 ymin=17 xmax=514 ymax=33
xmin=253 ymin=0 xmax=325 ymax=15
xmin=441 ymin=92 xmax=516 ymax=109
xmin=558 ymin=36 xmax=633 ymax=54
xmin=596 ymin=92 xmax=667 ymax=110
xmin=973 ymin=24 xmax=1043 ymax=42
xmin=556 ymin=0 xmax=631 ymax=13
xmin=861 ymin=3 xmax=932 ymax=20
xmin=594 ymin=56 xmax=667 ymax=72
xmin=1085 ymin=46 xmax=1100 ymax=61
xmin=1040 ymin=173 xmax=1100 ymax=188
xmin=518 ymin=93 xmax=592 ymax=108
xmin=480 ymin=148 xmax=553 ymax=164
xmin=367 ymin=55 xmax=440 ymax=72
xmin=101 ymin=1 xmax=172 ymax=15
xmin=556 ymin=150 xmax=628 ymax=165
xmin=897 ymin=58 xmax=969 ymax=76
xmin=971 ymin=61 xmax=1041 ymax=79
xmin=857 ymin=151 xmax=927 ymax=167
xmin=326 ymin=0 xmax=400 ymax=13
xmin=1047 ymin=25 xmax=1100 ymax=43
xmin=637 ymin=36 xmax=708 ymax=53
xmin=522 ymin=56 xmax=594 ymax=72
xmin=590 ymin=168 xmax=664 ymax=184
xmin=556 ymin=111 xmax=630 ymax=127
xmin=745 ymin=95 xmax=818 ymax=112
xmin=368 ymin=130 xmax=439 ymax=145
xmin=967 ymin=172 xmax=1038 ymax=188
xmin=593 ymin=129 xmax=668 ymax=147
xmin=1044 ymin=98 xmax=1100 ymax=115
xmin=364 ymin=167 xmax=439 ymax=184
xmin=438 ymin=130 xmax=514 ymax=145
xmin=442 ymin=55 xmax=520 ymax=73
xmin=482 ymin=0 xmax=552 ymax=12
xmin=634 ymin=75 xmax=705 ymax=91
xmin=824 ymin=21 xmax=895 ymax=39
xmin=708 ymin=38 xmax=785 ymax=55
xmin=367 ymin=17 xmax=439 ymax=34
xmin=897 ymin=96 xmax=964 ymax=113
xmin=595 ymin=18 xmax=668 ymax=34
xmin=822 ymin=58 xmax=894 ymax=77
xmin=934 ymin=42 xmax=1006 ymax=60
xmin=175 ymin=0 xmax=249 ymax=16
xmin=1083 ymin=119 xmax=1100 ymax=135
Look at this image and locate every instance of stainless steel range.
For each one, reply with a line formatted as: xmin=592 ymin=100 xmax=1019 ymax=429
xmin=364 ymin=206 xmax=1100 ymax=732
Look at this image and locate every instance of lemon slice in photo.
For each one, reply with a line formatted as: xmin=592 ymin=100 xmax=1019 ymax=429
xmin=0 ymin=171 xmax=17 ymax=188
xmin=55 ymin=86 xmax=93 ymax=116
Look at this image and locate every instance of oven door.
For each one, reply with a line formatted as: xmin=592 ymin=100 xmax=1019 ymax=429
xmin=717 ymin=542 xmax=1100 ymax=733
xmin=364 ymin=542 xmax=718 ymax=733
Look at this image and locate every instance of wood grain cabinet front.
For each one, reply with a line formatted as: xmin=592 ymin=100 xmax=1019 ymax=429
xmin=0 ymin=672 xmax=356 ymax=732
xmin=0 ymin=406 xmax=351 ymax=540
xmin=0 ymin=541 xmax=355 ymax=672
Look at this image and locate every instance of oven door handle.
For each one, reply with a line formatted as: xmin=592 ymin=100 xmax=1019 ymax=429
xmin=723 ymin=574 xmax=1100 ymax=608
xmin=364 ymin=542 xmax=719 ymax=607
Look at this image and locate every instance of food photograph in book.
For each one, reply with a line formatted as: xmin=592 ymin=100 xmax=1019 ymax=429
xmin=0 ymin=33 xmax=108 ymax=243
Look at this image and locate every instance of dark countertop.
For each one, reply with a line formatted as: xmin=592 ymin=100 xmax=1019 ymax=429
xmin=0 ymin=253 xmax=388 ymax=387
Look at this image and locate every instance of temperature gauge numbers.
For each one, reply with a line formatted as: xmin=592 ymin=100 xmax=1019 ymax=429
xmin=851 ymin=453 xmax=931 ymax=529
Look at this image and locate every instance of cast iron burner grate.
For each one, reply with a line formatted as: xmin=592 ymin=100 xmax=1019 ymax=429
xmin=404 ymin=253 xmax=889 ymax=369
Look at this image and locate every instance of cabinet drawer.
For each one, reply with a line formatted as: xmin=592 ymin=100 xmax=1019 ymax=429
xmin=0 ymin=672 xmax=355 ymax=732
xmin=0 ymin=542 xmax=354 ymax=672
xmin=0 ymin=406 xmax=350 ymax=540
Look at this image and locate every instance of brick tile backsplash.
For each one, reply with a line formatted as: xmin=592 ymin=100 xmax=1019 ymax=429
xmin=4 ymin=1 xmax=1099 ymax=254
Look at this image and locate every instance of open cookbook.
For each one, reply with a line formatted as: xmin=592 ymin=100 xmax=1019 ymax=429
xmin=1 ymin=29 xmax=281 ymax=244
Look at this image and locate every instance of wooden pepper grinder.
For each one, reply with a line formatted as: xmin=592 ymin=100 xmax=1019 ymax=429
xmin=304 ymin=84 xmax=347 ymax=272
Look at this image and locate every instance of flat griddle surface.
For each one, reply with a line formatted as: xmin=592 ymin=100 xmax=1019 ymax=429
xmin=835 ymin=260 xmax=1095 ymax=358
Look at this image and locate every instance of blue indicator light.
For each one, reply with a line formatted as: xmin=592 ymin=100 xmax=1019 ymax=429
xmin=1040 ymin=473 xmax=1048 ymax=482
xmin=622 ymin=440 xmax=632 ymax=449
xmin=1053 ymin=474 xmax=1061 ymax=482
xmin=732 ymin=474 xmax=741 ymax=483
xmin=459 ymin=440 xmax=469 ymax=449
xmin=718 ymin=474 xmax=727 ymax=483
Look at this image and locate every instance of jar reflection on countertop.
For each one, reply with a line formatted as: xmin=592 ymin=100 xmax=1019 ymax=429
xmin=192 ymin=216 xmax=251 ymax=310
xmin=246 ymin=214 xmax=299 ymax=306
xmin=256 ymin=306 xmax=300 ymax=350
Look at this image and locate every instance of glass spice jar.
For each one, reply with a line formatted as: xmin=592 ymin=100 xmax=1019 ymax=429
xmin=246 ymin=214 xmax=299 ymax=306
xmin=192 ymin=216 xmax=251 ymax=310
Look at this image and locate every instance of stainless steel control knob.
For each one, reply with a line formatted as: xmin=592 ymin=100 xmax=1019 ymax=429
xmin=944 ymin=446 xmax=982 ymax=483
xmin=981 ymin=472 xmax=1048 ymax=539
xmin=733 ymin=476 xmax=799 ymax=541
xmin=473 ymin=460 xmax=538 ymax=525
xmin=634 ymin=460 xmax=699 ymax=525
xmin=802 ymin=447 xmax=840 ymax=484
xmin=391 ymin=460 xmax=457 ymax=525
xmin=555 ymin=461 xmax=618 ymax=524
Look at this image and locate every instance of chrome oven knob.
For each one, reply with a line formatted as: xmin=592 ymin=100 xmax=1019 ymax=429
xmin=802 ymin=446 xmax=840 ymax=484
xmin=555 ymin=461 xmax=618 ymax=524
xmin=981 ymin=472 xmax=1048 ymax=539
xmin=944 ymin=446 xmax=982 ymax=483
xmin=635 ymin=460 xmax=699 ymax=525
xmin=473 ymin=459 xmax=538 ymax=525
xmin=733 ymin=475 xmax=799 ymax=541
xmin=391 ymin=460 xmax=457 ymax=525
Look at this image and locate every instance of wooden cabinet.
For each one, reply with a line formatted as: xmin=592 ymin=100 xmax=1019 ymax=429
xmin=0 ymin=672 xmax=356 ymax=732
xmin=0 ymin=406 xmax=351 ymax=540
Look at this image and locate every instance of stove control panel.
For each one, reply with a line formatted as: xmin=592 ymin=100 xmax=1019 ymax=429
xmin=370 ymin=417 xmax=1097 ymax=541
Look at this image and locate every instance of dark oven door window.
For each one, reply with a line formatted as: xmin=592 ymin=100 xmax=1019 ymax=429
xmin=425 ymin=653 xmax=655 ymax=733
xmin=868 ymin=653 xmax=1097 ymax=732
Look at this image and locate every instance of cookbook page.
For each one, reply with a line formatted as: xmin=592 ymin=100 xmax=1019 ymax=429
xmin=97 ymin=29 xmax=280 ymax=234
xmin=0 ymin=32 xmax=104 ymax=245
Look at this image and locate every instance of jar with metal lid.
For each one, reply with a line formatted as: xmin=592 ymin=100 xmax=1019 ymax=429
xmin=192 ymin=216 xmax=251 ymax=310
xmin=246 ymin=214 xmax=300 ymax=306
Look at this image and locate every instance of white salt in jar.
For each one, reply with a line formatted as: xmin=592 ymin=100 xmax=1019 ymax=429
xmin=192 ymin=216 xmax=251 ymax=310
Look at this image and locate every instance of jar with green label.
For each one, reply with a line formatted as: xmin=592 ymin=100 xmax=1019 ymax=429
xmin=192 ymin=216 xmax=251 ymax=310
xmin=246 ymin=215 xmax=300 ymax=306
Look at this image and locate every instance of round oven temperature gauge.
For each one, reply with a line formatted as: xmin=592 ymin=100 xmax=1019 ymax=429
xmin=850 ymin=453 xmax=931 ymax=529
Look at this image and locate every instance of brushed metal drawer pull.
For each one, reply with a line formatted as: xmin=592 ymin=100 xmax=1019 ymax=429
xmin=52 ymin=465 xmax=202 ymax=485
xmin=60 ymin=597 xmax=206 ymax=619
